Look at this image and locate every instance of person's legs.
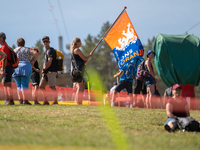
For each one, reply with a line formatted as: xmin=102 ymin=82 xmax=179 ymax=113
xmin=146 ymin=85 xmax=155 ymax=109
xmin=32 ymin=85 xmax=40 ymax=104
xmin=133 ymin=94 xmax=137 ymax=107
xmin=48 ymin=72 xmax=58 ymax=104
xmin=13 ymin=76 xmax=23 ymax=104
xmin=3 ymin=82 xmax=14 ymax=105
xmin=3 ymin=66 xmax=14 ymax=105
xmin=165 ymin=118 xmax=177 ymax=132
xmin=128 ymin=93 xmax=133 ymax=108
xmin=50 ymin=86 xmax=58 ymax=104
xmin=111 ymin=90 xmax=118 ymax=107
xmin=39 ymin=76 xmax=48 ymax=105
xmin=145 ymin=76 xmax=155 ymax=109
xmin=31 ymin=72 xmax=40 ymax=104
xmin=125 ymin=81 xmax=133 ymax=108
xmin=111 ymin=81 xmax=126 ymax=107
xmin=76 ymin=80 xmax=85 ymax=105
xmin=142 ymin=94 xmax=147 ymax=108
xmin=21 ymin=74 xmax=32 ymax=105
xmin=141 ymin=82 xmax=147 ymax=108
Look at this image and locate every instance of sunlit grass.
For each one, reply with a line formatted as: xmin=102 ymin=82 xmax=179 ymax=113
xmin=0 ymin=105 xmax=200 ymax=150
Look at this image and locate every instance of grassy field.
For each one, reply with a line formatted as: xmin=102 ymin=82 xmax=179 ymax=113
xmin=0 ymin=105 xmax=200 ymax=150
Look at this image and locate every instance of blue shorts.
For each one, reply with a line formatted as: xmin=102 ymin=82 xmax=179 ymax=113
xmin=13 ymin=73 xmax=32 ymax=91
xmin=165 ymin=118 xmax=176 ymax=125
xmin=145 ymin=76 xmax=155 ymax=87
xmin=115 ymin=80 xmax=132 ymax=94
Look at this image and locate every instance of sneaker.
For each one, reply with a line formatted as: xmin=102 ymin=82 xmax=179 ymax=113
xmin=23 ymin=101 xmax=32 ymax=105
xmin=52 ymin=101 xmax=58 ymax=105
xmin=3 ymin=100 xmax=9 ymax=105
xmin=19 ymin=100 xmax=23 ymax=105
xmin=43 ymin=101 xmax=50 ymax=105
xmin=164 ymin=124 xmax=172 ymax=132
xmin=7 ymin=101 xmax=15 ymax=105
xmin=33 ymin=101 xmax=41 ymax=105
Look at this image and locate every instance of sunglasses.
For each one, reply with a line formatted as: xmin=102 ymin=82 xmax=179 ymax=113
xmin=150 ymin=53 xmax=155 ymax=56
xmin=43 ymin=41 xmax=49 ymax=43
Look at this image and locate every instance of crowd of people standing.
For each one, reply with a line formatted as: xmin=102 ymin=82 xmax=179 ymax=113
xmin=0 ymin=32 xmax=60 ymax=105
xmin=110 ymin=49 xmax=161 ymax=109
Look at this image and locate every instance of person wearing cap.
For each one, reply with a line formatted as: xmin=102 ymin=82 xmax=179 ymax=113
xmin=0 ymin=32 xmax=14 ymax=105
xmin=111 ymin=60 xmax=135 ymax=108
xmin=165 ymin=84 xmax=190 ymax=132
xmin=12 ymin=38 xmax=39 ymax=105
xmin=39 ymin=36 xmax=58 ymax=105
xmin=144 ymin=49 xmax=158 ymax=109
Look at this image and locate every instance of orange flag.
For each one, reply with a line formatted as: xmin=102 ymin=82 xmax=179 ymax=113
xmin=104 ymin=11 xmax=144 ymax=68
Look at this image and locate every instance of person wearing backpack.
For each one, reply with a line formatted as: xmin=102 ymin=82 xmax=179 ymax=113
xmin=13 ymin=38 xmax=39 ymax=105
xmin=39 ymin=36 xmax=58 ymax=105
xmin=111 ymin=60 xmax=135 ymax=108
xmin=0 ymin=32 xmax=15 ymax=105
xmin=133 ymin=57 xmax=147 ymax=108
xmin=144 ymin=49 xmax=158 ymax=109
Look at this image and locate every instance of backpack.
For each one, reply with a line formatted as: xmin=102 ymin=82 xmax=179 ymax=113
xmin=55 ymin=49 xmax=64 ymax=71
xmin=47 ymin=49 xmax=64 ymax=71
xmin=125 ymin=63 xmax=135 ymax=80
xmin=136 ymin=60 xmax=148 ymax=81
xmin=176 ymin=117 xmax=200 ymax=132
xmin=5 ymin=45 xmax=19 ymax=68
xmin=70 ymin=53 xmax=84 ymax=83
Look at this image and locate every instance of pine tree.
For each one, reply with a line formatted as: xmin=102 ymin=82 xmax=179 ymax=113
xmin=82 ymin=22 xmax=119 ymax=90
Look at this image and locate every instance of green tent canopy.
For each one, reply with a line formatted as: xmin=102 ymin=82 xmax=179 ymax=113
xmin=153 ymin=34 xmax=200 ymax=87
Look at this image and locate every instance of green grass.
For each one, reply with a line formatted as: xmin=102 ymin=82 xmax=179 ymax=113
xmin=0 ymin=105 xmax=200 ymax=150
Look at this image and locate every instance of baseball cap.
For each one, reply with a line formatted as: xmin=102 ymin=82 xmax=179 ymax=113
xmin=146 ymin=49 xmax=155 ymax=57
xmin=0 ymin=32 xmax=6 ymax=39
xmin=42 ymin=36 xmax=50 ymax=41
xmin=172 ymin=84 xmax=182 ymax=90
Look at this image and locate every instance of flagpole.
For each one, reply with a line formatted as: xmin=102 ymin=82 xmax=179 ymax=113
xmin=90 ymin=6 xmax=127 ymax=54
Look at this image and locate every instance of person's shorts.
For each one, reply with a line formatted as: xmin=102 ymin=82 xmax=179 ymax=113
xmin=3 ymin=65 xmax=14 ymax=84
xmin=31 ymin=72 xmax=40 ymax=86
xmin=39 ymin=72 xmax=57 ymax=88
xmin=115 ymin=80 xmax=133 ymax=94
xmin=145 ymin=76 xmax=155 ymax=87
xmin=165 ymin=118 xmax=176 ymax=125
xmin=133 ymin=79 xmax=147 ymax=94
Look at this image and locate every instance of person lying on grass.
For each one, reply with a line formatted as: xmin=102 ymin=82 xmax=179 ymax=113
xmin=165 ymin=84 xmax=200 ymax=132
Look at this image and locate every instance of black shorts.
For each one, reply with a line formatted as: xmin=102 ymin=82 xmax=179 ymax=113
xmin=115 ymin=80 xmax=133 ymax=94
xmin=3 ymin=65 xmax=14 ymax=84
xmin=31 ymin=72 xmax=40 ymax=86
xmin=133 ymin=79 xmax=147 ymax=95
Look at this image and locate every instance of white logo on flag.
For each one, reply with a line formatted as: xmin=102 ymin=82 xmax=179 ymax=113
xmin=116 ymin=23 xmax=137 ymax=51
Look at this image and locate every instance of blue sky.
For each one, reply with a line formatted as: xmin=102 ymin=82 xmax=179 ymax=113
xmin=1 ymin=0 xmax=200 ymax=53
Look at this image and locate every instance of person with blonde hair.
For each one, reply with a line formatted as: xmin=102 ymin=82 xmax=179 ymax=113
xmin=70 ymin=37 xmax=93 ymax=105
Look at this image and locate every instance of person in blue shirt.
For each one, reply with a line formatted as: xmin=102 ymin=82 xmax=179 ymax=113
xmin=111 ymin=60 xmax=135 ymax=108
